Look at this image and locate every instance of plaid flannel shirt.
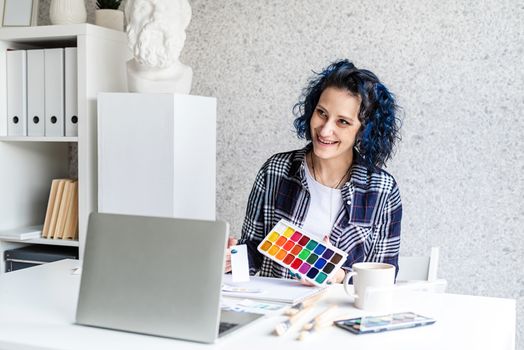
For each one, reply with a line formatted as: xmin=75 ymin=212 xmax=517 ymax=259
xmin=238 ymin=144 xmax=402 ymax=279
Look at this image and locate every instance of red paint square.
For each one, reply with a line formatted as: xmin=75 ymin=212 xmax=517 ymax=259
xmin=283 ymin=254 xmax=295 ymax=265
xmin=291 ymin=258 xmax=303 ymax=269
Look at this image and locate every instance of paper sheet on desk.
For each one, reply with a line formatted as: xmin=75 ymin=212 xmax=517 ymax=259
xmin=221 ymin=298 xmax=287 ymax=314
xmin=222 ymin=274 xmax=325 ymax=304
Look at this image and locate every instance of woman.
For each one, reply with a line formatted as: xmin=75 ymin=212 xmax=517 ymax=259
xmin=228 ymin=59 xmax=402 ymax=284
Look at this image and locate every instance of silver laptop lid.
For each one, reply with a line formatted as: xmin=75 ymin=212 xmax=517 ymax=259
xmin=76 ymin=212 xmax=228 ymax=343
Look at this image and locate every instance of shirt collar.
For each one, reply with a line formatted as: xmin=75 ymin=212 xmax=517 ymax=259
xmin=291 ymin=143 xmax=369 ymax=185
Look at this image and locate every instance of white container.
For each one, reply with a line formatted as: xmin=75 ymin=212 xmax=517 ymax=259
xmin=97 ymin=93 xmax=217 ymax=221
xmin=95 ymin=9 xmax=124 ymax=31
xmin=50 ymin=0 xmax=87 ymax=25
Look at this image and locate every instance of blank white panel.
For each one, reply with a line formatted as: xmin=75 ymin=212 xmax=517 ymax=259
xmin=98 ymin=93 xmax=216 ymax=221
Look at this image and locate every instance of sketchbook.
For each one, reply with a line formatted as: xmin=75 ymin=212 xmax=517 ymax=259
xmin=221 ymin=274 xmax=326 ymax=304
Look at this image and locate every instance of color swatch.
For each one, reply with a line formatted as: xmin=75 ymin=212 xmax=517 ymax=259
xmin=257 ymin=219 xmax=348 ymax=286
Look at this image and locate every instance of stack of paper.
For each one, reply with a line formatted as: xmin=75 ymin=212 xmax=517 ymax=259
xmin=0 ymin=226 xmax=42 ymax=240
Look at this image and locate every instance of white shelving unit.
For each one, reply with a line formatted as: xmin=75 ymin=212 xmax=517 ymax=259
xmin=0 ymin=24 xmax=130 ymax=273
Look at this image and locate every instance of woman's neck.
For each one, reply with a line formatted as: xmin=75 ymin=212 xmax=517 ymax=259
xmin=308 ymin=151 xmax=353 ymax=189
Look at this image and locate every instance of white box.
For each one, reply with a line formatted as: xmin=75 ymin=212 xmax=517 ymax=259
xmin=97 ymin=93 xmax=216 ymax=221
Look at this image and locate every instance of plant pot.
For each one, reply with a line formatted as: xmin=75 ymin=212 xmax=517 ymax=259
xmin=50 ymin=0 xmax=87 ymax=25
xmin=95 ymin=9 xmax=124 ymax=31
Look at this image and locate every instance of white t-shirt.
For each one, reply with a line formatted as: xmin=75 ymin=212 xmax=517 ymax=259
xmin=302 ymin=160 xmax=343 ymax=240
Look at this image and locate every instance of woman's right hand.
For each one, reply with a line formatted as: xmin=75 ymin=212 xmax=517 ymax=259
xmin=224 ymin=236 xmax=238 ymax=273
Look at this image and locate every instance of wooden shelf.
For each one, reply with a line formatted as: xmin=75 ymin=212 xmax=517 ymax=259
xmin=0 ymin=237 xmax=79 ymax=247
xmin=0 ymin=136 xmax=78 ymax=142
xmin=0 ymin=226 xmax=79 ymax=247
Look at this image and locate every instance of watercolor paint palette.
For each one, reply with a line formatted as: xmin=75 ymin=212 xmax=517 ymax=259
xmin=257 ymin=219 xmax=348 ymax=286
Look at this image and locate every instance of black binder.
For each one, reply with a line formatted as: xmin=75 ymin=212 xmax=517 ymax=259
xmin=4 ymin=245 xmax=78 ymax=272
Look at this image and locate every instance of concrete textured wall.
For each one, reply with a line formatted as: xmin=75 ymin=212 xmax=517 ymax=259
xmin=39 ymin=0 xmax=523 ymax=347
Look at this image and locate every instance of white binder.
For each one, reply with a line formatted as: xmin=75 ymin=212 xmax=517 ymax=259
xmin=27 ymin=49 xmax=45 ymax=136
xmin=44 ymin=48 xmax=65 ymax=137
xmin=64 ymin=47 xmax=78 ymax=137
xmin=6 ymin=50 xmax=27 ymax=136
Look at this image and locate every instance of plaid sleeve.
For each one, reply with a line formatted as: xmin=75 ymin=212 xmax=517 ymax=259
xmin=369 ymin=181 xmax=402 ymax=276
xmin=238 ymin=162 xmax=268 ymax=275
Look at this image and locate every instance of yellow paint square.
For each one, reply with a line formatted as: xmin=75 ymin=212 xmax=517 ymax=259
xmin=282 ymin=227 xmax=294 ymax=238
xmin=267 ymin=231 xmax=280 ymax=242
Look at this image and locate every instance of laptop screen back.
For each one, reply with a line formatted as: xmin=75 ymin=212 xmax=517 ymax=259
xmin=76 ymin=213 xmax=228 ymax=343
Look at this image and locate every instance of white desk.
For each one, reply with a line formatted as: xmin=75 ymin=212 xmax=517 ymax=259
xmin=0 ymin=260 xmax=515 ymax=350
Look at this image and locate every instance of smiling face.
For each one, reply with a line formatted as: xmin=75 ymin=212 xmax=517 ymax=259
xmin=309 ymin=87 xmax=362 ymax=164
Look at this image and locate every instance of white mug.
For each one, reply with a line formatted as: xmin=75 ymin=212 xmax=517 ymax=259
xmin=343 ymin=262 xmax=395 ymax=312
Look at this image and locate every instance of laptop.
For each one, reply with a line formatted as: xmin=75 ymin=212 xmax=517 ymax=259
xmin=76 ymin=212 xmax=263 ymax=343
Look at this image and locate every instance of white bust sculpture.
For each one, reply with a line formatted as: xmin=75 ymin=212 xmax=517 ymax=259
xmin=125 ymin=0 xmax=193 ymax=94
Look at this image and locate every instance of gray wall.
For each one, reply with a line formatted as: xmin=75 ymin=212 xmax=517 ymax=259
xmin=39 ymin=0 xmax=523 ymax=347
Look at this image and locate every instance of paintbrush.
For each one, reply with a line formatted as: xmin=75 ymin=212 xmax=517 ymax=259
xmin=284 ymin=291 xmax=325 ymax=316
xmin=274 ymin=305 xmax=313 ymax=336
xmin=297 ymin=316 xmax=337 ymax=341
xmin=297 ymin=305 xmax=338 ymax=340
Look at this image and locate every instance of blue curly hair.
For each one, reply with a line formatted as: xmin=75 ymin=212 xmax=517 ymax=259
xmin=293 ymin=59 xmax=401 ymax=170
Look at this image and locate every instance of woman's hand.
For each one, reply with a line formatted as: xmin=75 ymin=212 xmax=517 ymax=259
xmin=224 ymin=236 xmax=238 ymax=273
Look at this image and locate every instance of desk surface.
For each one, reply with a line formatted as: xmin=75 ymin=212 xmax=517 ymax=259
xmin=0 ymin=260 xmax=516 ymax=350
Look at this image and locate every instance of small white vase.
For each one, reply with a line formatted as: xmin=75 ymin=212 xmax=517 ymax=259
xmin=50 ymin=0 xmax=87 ymax=25
xmin=95 ymin=9 xmax=124 ymax=31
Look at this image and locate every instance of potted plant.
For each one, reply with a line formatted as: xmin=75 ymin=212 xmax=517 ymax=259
xmin=95 ymin=0 xmax=124 ymax=31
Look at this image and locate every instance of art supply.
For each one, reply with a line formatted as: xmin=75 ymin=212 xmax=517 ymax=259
xmin=298 ymin=316 xmax=336 ymax=341
xmin=301 ymin=304 xmax=338 ymax=331
xmin=230 ymin=244 xmax=250 ymax=283
xmin=334 ymin=312 xmax=436 ymax=335
xmin=284 ymin=291 xmax=325 ymax=316
xmin=274 ymin=305 xmax=313 ymax=336
xmin=221 ymin=274 xmax=324 ymax=304
xmin=220 ymin=298 xmax=286 ymax=315
xmin=257 ymin=219 xmax=348 ymax=286
xmin=297 ymin=305 xmax=338 ymax=340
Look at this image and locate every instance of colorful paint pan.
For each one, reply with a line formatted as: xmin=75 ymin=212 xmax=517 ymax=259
xmin=257 ymin=219 xmax=348 ymax=286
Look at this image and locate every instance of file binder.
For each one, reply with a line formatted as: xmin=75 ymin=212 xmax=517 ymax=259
xmin=44 ymin=48 xmax=65 ymax=137
xmin=65 ymin=47 xmax=78 ymax=137
xmin=27 ymin=49 xmax=45 ymax=136
xmin=6 ymin=50 xmax=27 ymax=136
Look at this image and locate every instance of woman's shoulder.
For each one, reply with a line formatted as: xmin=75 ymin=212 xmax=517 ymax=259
xmin=259 ymin=146 xmax=308 ymax=175
xmin=351 ymin=163 xmax=399 ymax=193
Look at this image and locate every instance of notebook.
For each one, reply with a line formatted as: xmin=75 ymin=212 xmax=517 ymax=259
xmin=76 ymin=212 xmax=263 ymax=344
xmin=222 ymin=274 xmax=325 ymax=304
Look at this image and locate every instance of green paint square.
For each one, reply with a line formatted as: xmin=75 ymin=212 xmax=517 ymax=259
xmin=305 ymin=240 xmax=318 ymax=250
xmin=306 ymin=254 xmax=318 ymax=264
xmin=298 ymin=249 xmax=311 ymax=260
xmin=315 ymin=272 xmax=328 ymax=284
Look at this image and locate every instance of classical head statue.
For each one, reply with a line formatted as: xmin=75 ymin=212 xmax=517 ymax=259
xmin=125 ymin=0 xmax=193 ymax=94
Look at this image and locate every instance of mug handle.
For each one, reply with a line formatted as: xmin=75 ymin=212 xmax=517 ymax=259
xmin=343 ymin=271 xmax=358 ymax=298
